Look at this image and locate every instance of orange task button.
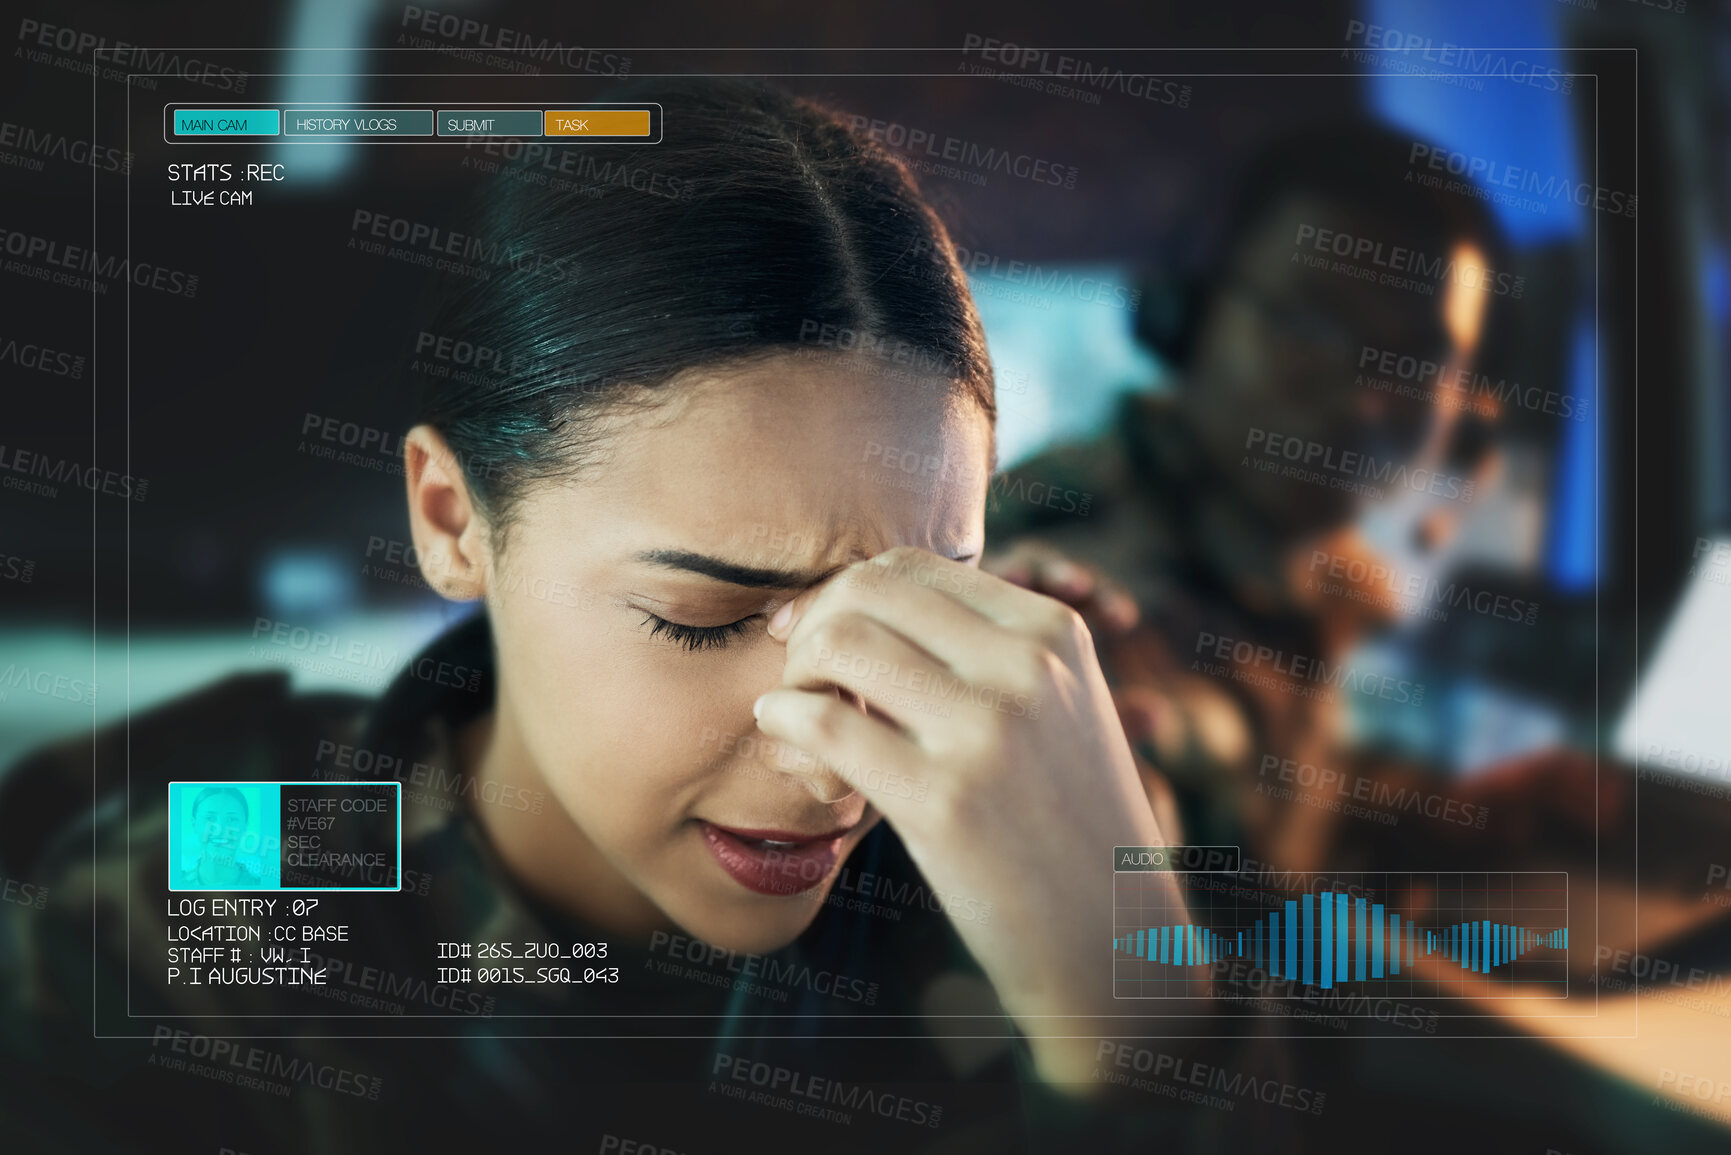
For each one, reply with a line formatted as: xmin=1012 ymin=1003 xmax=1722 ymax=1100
xmin=544 ymin=109 xmax=651 ymax=136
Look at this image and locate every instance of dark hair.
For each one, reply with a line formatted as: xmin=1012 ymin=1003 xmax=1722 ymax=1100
xmin=1137 ymin=120 xmax=1509 ymax=366
xmin=418 ymin=78 xmax=995 ymax=537
xmin=192 ymin=786 xmax=249 ymax=824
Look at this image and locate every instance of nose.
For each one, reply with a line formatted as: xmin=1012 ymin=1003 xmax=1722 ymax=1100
xmin=789 ymin=685 xmax=861 ymax=803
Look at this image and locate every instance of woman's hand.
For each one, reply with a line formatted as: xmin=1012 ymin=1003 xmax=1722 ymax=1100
xmin=751 ymin=546 xmax=1192 ymax=1085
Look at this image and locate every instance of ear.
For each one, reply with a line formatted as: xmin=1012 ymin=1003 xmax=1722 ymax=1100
xmin=403 ymin=424 xmax=490 ymax=601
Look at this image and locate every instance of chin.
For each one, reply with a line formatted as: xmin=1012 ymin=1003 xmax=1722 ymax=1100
xmin=676 ymin=892 xmax=829 ymax=956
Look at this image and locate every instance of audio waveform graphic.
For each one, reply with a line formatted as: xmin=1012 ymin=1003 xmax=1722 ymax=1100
xmin=1112 ymin=869 xmax=1569 ymax=1000
xmin=1113 ymin=894 xmax=1567 ymax=985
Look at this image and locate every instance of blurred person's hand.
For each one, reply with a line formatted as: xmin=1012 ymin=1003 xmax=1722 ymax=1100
xmin=982 ymin=539 xmax=1139 ymax=634
xmin=752 ymin=546 xmax=1195 ymax=1086
xmin=985 ymin=540 xmax=1197 ymax=827
xmin=1457 ymin=747 xmax=1627 ymax=844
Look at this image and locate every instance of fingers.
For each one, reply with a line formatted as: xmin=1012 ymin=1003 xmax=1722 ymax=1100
xmin=752 ymin=687 xmax=919 ymax=801
xmin=769 ymin=548 xmax=1071 ymax=682
xmin=778 ymin=609 xmax=956 ymax=740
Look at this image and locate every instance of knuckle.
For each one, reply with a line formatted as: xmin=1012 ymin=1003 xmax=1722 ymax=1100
xmin=806 ymin=612 xmax=874 ymax=663
xmin=1038 ymin=600 xmax=1090 ymax=651
xmin=921 ymin=769 xmax=976 ymax=826
xmin=791 ymin=696 xmax=844 ymax=747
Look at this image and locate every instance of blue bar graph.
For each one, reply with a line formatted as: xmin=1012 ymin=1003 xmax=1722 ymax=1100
xmin=1372 ymin=904 xmax=1385 ymax=978
xmin=1321 ymin=892 xmax=1333 ymax=990
xmin=1336 ymin=894 xmax=1349 ymax=981
xmin=1285 ymin=899 xmax=1298 ymax=983
xmin=1113 ymin=873 xmax=1571 ymax=998
xmin=1302 ymin=894 xmax=1314 ymax=986
xmin=1355 ymin=898 xmax=1367 ymax=981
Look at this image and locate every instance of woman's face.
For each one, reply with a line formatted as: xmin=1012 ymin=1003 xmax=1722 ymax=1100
xmin=477 ymin=352 xmax=992 ymax=953
xmin=195 ymin=796 xmax=246 ymax=862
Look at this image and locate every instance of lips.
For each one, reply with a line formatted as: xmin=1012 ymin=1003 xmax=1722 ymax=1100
xmin=698 ymin=820 xmax=852 ymax=896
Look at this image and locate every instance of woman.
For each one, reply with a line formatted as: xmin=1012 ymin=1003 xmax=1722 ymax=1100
xmin=175 ymin=786 xmax=263 ymax=889
xmin=3 ymin=78 xmax=1211 ymax=1152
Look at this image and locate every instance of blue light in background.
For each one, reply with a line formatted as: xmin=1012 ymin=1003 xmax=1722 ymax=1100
xmin=1548 ymin=316 xmax=1600 ymax=591
xmin=970 ymin=266 xmax=1164 ymax=468
xmin=1705 ymin=247 xmax=1731 ymax=526
xmin=269 ymin=0 xmax=378 ymax=184
xmin=259 ymin=549 xmax=358 ymax=619
xmin=1364 ymin=0 xmax=1597 ymax=589
xmin=1364 ymin=0 xmax=1581 ymax=247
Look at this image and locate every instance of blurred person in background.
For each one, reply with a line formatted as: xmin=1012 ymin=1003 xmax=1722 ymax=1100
xmin=987 ymin=118 xmax=1731 ymax=999
xmin=984 ymin=121 xmax=1731 ymax=1133
xmin=987 ymin=122 xmax=1550 ymax=873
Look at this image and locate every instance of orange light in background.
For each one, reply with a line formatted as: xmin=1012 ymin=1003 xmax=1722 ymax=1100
xmin=1444 ymin=241 xmax=1490 ymax=356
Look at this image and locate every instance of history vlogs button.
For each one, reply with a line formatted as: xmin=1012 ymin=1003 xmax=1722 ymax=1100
xmin=544 ymin=109 xmax=652 ymax=137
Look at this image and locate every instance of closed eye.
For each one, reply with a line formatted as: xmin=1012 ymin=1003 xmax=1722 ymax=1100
xmin=639 ymin=611 xmax=758 ymax=652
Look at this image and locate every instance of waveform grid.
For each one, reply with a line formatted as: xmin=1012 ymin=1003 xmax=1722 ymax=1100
xmin=1113 ymin=892 xmax=1567 ymax=990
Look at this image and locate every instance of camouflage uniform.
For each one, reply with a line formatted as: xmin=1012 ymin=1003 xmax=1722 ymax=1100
xmin=0 ymin=611 xmax=1216 ymax=1153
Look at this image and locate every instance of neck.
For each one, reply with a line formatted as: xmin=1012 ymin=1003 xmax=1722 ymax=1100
xmin=461 ymin=693 xmax=677 ymax=938
xmin=198 ymin=856 xmax=237 ymax=885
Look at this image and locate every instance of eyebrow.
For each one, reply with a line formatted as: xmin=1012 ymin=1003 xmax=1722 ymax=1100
xmin=635 ymin=549 xmax=836 ymax=588
xmin=635 ymin=547 xmax=977 ymax=589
